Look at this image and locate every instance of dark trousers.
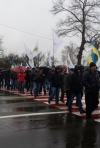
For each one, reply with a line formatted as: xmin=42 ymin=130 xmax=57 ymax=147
xmin=0 ymin=79 xmax=3 ymax=88
xmin=49 ymin=82 xmax=52 ymax=96
xmin=39 ymin=81 xmax=46 ymax=94
xmin=4 ymin=79 xmax=7 ymax=87
xmin=33 ymin=82 xmax=40 ymax=97
xmin=19 ymin=82 xmax=25 ymax=93
xmin=66 ymin=90 xmax=71 ymax=105
xmin=60 ymin=88 xmax=70 ymax=104
xmin=49 ymin=87 xmax=60 ymax=104
xmin=85 ymin=92 xmax=99 ymax=118
xmin=76 ymin=91 xmax=83 ymax=105
xmin=26 ymin=80 xmax=30 ymax=92
xmin=68 ymin=92 xmax=83 ymax=112
xmin=60 ymin=86 xmax=65 ymax=102
xmin=60 ymin=91 xmax=64 ymax=101
xmin=0 ymin=80 xmax=2 ymax=88
xmin=7 ymin=79 xmax=10 ymax=90
xmin=11 ymin=79 xmax=17 ymax=90
xmin=30 ymin=81 xmax=33 ymax=95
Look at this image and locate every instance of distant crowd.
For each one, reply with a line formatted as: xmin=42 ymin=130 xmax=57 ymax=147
xmin=0 ymin=62 xmax=100 ymax=120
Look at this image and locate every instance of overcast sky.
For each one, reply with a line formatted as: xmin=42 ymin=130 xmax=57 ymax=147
xmin=0 ymin=0 xmax=77 ymax=62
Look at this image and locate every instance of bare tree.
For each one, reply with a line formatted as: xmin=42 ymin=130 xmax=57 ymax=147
xmin=51 ymin=0 xmax=100 ymax=64
xmin=43 ymin=53 xmax=58 ymax=67
xmin=33 ymin=52 xmax=46 ymax=67
xmin=61 ymin=49 xmax=67 ymax=65
xmin=0 ymin=36 xmax=4 ymax=58
xmin=23 ymin=52 xmax=46 ymax=67
xmin=42 ymin=55 xmax=58 ymax=67
xmin=0 ymin=53 xmax=25 ymax=68
xmin=62 ymin=43 xmax=79 ymax=65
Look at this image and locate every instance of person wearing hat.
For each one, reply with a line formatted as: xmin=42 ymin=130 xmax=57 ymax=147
xmin=47 ymin=65 xmax=55 ymax=95
xmin=60 ymin=66 xmax=67 ymax=103
xmin=25 ymin=67 xmax=31 ymax=92
xmin=65 ymin=68 xmax=74 ymax=106
xmin=48 ymin=66 xmax=63 ymax=104
xmin=82 ymin=62 xmax=100 ymax=119
xmin=30 ymin=67 xmax=41 ymax=98
xmin=68 ymin=65 xmax=85 ymax=113
xmin=76 ymin=65 xmax=84 ymax=106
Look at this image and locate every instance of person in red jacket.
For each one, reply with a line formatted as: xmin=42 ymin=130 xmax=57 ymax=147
xmin=17 ymin=69 xmax=26 ymax=93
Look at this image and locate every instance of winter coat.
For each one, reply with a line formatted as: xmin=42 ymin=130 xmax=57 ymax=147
xmin=0 ymin=72 xmax=3 ymax=80
xmin=48 ymin=70 xmax=55 ymax=81
xmin=82 ymin=69 xmax=100 ymax=93
xmin=17 ymin=73 xmax=25 ymax=82
xmin=50 ymin=71 xmax=63 ymax=88
xmin=69 ymin=66 xmax=82 ymax=94
xmin=61 ymin=72 xmax=70 ymax=92
xmin=66 ymin=73 xmax=71 ymax=91
xmin=30 ymin=70 xmax=41 ymax=82
xmin=25 ymin=70 xmax=31 ymax=80
xmin=61 ymin=72 xmax=67 ymax=92
xmin=5 ymin=70 xmax=11 ymax=80
xmin=41 ymin=72 xmax=46 ymax=83
xmin=11 ymin=71 xmax=17 ymax=80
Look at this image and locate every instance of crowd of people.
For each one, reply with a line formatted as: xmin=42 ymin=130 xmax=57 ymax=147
xmin=0 ymin=62 xmax=100 ymax=120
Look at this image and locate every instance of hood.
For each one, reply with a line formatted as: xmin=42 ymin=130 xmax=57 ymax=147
xmin=55 ymin=66 xmax=61 ymax=73
xmin=79 ymin=65 xmax=84 ymax=72
xmin=74 ymin=65 xmax=80 ymax=73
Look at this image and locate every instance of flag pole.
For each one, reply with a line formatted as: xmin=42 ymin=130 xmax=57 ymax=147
xmin=47 ymin=48 xmax=49 ymax=66
xmin=37 ymin=39 xmax=39 ymax=67
xmin=53 ymin=31 xmax=54 ymax=65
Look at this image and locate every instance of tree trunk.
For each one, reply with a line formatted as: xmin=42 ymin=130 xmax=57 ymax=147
xmin=77 ymin=6 xmax=86 ymax=65
xmin=77 ymin=46 xmax=83 ymax=65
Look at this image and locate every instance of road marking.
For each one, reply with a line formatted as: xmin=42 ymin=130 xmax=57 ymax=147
xmin=0 ymin=111 xmax=67 ymax=119
xmin=2 ymin=89 xmax=100 ymax=123
xmin=94 ymin=119 xmax=100 ymax=122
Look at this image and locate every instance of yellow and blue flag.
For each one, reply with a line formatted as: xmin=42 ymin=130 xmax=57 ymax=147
xmin=91 ymin=40 xmax=100 ymax=58
xmin=11 ymin=62 xmax=16 ymax=69
xmin=88 ymin=56 xmax=93 ymax=64
xmin=88 ymin=40 xmax=100 ymax=64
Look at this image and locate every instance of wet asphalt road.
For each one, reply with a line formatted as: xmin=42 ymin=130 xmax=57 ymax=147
xmin=0 ymin=90 xmax=100 ymax=148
